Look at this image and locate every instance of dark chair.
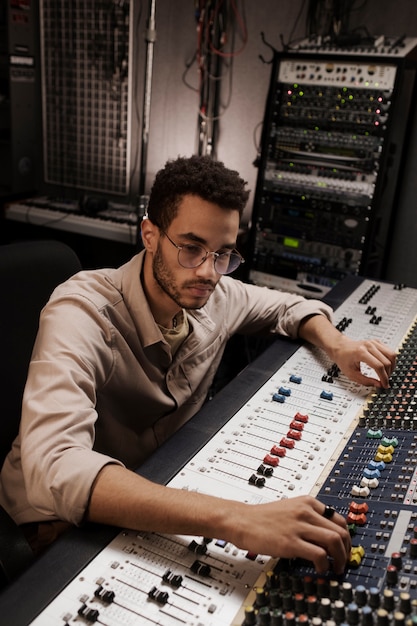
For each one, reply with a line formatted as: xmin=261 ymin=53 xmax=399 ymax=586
xmin=0 ymin=239 xmax=82 ymax=587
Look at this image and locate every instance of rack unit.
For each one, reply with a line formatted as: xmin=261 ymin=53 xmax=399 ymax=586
xmin=247 ymin=37 xmax=417 ymax=297
xmin=1 ymin=0 xmax=41 ymax=196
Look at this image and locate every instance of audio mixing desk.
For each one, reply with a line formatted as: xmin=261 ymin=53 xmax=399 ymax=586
xmin=4 ymin=197 xmax=141 ymax=245
xmin=1 ymin=276 xmax=417 ymax=625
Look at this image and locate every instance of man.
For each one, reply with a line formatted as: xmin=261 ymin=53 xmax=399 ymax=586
xmin=0 ymin=155 xmax=396 ymax=576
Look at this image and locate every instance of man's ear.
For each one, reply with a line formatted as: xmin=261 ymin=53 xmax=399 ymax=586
xmin=141 ymin=217 xmax=158 ymax=252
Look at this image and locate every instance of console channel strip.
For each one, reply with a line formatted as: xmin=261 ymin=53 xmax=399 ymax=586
xmin=27 ymin=279 xmax=417 ymax=626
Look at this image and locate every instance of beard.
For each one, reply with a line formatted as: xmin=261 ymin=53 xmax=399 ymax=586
xmin=152 ymin=242 xmax=217 ymax=310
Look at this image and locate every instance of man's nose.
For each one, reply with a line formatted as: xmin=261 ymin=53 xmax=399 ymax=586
xmin=195 ymin=252 xmax=219 ymax=277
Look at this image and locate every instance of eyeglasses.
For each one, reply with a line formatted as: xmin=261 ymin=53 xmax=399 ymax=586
xmin=160 ymin=229 xmax=245 ymax=275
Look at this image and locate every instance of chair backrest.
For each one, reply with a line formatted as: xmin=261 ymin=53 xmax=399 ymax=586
xmin=0 ymin=240 xmax=82 ymax=465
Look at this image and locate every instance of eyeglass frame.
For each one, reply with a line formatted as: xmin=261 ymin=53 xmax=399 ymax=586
xmin=157 ymin=227 xmax=245 ymax=275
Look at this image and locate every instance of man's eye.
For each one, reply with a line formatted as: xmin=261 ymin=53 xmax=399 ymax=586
xmin=184 ymin=245 xmax=203 ymax=255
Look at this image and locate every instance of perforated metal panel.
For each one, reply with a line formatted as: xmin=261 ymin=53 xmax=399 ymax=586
xmin=40 ymin=0 xmax=132 ymax=195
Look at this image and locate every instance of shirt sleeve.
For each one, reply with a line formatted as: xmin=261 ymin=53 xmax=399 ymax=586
xmin=218 ymin=278 xmax=334 ymax=338
xmin=19 ymin=295 xmax=124 ymax=525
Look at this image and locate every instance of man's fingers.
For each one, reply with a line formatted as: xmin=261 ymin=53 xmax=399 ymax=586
xmin=299 ymin=503 xmax=351 ymax=574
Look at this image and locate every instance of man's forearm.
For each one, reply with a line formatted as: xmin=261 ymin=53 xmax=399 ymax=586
xmin=86 ymin=463 xmax=351 ymax=574
xmin=87 ymin=464 xmax=237 ymax=539
xmin=298 ymin=313 xmax=343 ymax=357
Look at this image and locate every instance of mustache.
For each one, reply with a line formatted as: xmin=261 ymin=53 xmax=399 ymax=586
xmin=184 ymin=280 xmax=216 ymax=289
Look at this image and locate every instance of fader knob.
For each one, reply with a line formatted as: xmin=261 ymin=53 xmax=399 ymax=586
xmin=376 ymin=608 xmax=389 ymax=626
xmin=317 ymin=578 xmax=330 ymax=598
xmin=341 ymin=582 xmax=353 ymax=603
xmin=269 ymin=588 xmax=282 ymax=609
xmin=409 ymin=537 xmax=417 ymax=558
xmin=319 ymin=597 xmax=332 ymax=620
xmin=398 ymin=592 xmax=412 ymax=615
xmin=291 ymin=575 xmax=304 ymax=593
xmin=294 ymin=593 xmax=307 ymax=614
xmin=390 ymin=552 xmax=402 ymax=569
xmin=307 ymin=596 xmax=319 ymax=617
xmin=347 ymin=602 xmax=360 ymax=625
xmin=270 ymin=608 xmax=284 ymax=626
xmin=282 ymin=590 xmax=295 ymax=611
xmin=383 ymin=588 xmax=395 ymax=612
xmin=354 ymin=585 xmax=368 ymax=607
xmin=284 ymin=610 xmax=297 ymax=626
xmin=393 ymin=611 xmax=405 ymax=626
xmin=303 ymin=575 xmax=316 ymax=595
xmin=190 ymin=560 xmax=211 ymax=576
xmin=255 ymin=586 xmax=268 ymax=607
xmin=258 ymin=606 xmax=273 ymax=625
xmin=368 ymin=587 xmax=381 ymax=609
xmin=333 ymin=599 xmax=346 ymax=623
xmin=242 ymin=605 xmax=257 ymax=625
xmin=361 ymin=605 xmax=374 ymax=626
xmin=385 ymin=565 xmax=398 ymax=587
xmin=329 ymin=580 xmax=340 ymax=600
xmin=279 ymin=571 xmax=292 ymax=590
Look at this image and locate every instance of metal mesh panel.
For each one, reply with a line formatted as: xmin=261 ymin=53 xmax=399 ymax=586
xmin=40 ymin=0 xmax=131 ymax=195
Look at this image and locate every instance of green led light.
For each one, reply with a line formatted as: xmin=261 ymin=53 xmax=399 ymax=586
xmin=284 ymin=237 xmax=299 ymax=248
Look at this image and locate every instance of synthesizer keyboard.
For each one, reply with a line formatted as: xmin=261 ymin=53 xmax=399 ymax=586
xmin=4 ymin=197 xmax=141 ymax=245
xmin=1 ymin=277 xmax=417 ymax=625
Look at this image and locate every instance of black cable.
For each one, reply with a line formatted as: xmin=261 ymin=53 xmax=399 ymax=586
xmin=306 ymin=0 xmax=371 ymax=42
xmin=190 ymin=0 xmax=248 ymax=156
xmin=129 ymin=1 xmax=144 ymax=199
xmin=286 ymin=0 xmax=308 ymax=47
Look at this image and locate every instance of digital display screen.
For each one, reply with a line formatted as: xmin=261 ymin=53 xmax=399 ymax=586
xmin=284 ymin=237 xmax=299 ymax=248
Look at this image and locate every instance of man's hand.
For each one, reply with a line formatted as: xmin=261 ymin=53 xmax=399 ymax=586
xmin=228 ymin=495 xmax=351 ymax=575
xmin=330 ymin=336 xmax=397 ymax=388
xmin=298 ymin=314 xmax=397 ymax=388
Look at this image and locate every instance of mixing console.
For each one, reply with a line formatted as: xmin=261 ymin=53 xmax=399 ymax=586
xmin=22 ymin=278 xmax=417 ymax=626
xmin=4 ymin=196 xmax=143 ymax=244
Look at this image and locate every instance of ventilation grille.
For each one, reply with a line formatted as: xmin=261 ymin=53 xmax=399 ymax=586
xmin=40 ymin=0 xmax=131 ymax=195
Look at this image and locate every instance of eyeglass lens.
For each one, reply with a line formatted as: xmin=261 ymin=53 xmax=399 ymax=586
xmin=179 ymin=245 xmax=241 ymax=275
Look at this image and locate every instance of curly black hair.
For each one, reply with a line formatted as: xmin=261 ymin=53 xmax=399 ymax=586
xmin=146 ymin=155 xmax=250 ymax=230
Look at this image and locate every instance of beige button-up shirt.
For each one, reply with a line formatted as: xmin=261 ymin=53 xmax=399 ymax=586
xmin=0 ymin=251 xmax=333 ymax=525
